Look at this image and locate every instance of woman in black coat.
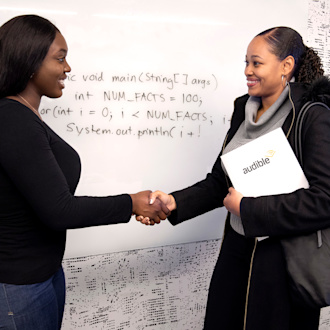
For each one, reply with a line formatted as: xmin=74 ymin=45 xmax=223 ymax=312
xmin=138 ymin=27 xmax=329 ymax=330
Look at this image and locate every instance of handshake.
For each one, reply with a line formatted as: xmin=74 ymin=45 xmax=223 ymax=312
xmin=130 ymin=190 xmax=176 ymax=226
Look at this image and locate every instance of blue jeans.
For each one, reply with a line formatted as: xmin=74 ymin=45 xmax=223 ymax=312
xmin=0 ymin=267 xmax=65 ymax=330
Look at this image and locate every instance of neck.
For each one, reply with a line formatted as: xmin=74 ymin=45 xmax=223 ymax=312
xmin=261 ymin=86 xmax=286 ymax=112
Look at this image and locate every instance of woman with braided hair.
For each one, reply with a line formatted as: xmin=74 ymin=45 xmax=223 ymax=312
xmin=138 ymin=26 xmax=330 ymax=329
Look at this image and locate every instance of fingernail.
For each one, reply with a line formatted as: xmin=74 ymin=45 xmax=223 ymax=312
xmin=149 ymin=199 xmax=153 ymax=204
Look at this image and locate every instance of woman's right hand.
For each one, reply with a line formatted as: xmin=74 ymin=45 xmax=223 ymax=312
xmin=136 ymin=190 xmax=177 ymax=225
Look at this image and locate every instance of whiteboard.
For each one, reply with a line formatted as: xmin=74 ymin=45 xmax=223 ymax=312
xmin=0 ymin=0 xmax=308 ymax=257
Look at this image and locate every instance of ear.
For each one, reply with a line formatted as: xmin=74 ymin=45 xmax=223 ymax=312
xmin=282 ymin=55 xmax=295 ymax=78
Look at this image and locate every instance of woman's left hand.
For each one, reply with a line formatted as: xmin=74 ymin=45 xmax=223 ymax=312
xmin=223 ymin=187 xmax=243 ymax=217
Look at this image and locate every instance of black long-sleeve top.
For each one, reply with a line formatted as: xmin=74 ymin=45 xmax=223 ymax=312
xmin=0 ymin=98 xmax=132 ymax=284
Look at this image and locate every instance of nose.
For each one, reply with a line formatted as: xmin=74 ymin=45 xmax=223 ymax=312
xmin=64 ymin=59 xmax=71 ymax=73
xmin=244 ymin=63 xmax=252 ymax=77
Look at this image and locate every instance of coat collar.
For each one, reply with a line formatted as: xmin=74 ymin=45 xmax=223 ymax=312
xmin=226 ymin=76 xmax=330 ymax=147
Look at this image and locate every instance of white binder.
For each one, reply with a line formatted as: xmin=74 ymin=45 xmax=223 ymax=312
xmin=220 ymin=128 xmax=309 ymax=197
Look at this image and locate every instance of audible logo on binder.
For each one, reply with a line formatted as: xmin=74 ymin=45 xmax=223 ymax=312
xmin=221 ymin=128 xmax=309 ymax=197
xmin=242 ymin=150 xmax=276 ymax=174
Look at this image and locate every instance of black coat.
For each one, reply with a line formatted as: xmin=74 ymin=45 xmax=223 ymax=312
xmin=169 ymin=78 xmax=330 ymax=238
xmin=168 ymin=78 xmax=330 ymax=329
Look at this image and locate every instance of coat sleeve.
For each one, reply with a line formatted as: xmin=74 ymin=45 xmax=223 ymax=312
xmin=168 ymin=152 xmax=229 ymax=225
xmin=241 ymin=104 xmax=330 ymax=238
xmin=167 ymin=95 xmax=248 ymax=226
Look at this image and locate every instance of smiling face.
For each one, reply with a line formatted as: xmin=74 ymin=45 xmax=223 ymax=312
xmin=29 ymin=32 xmax=71 ymax=99
xmin=245 ymin=36 xmax=286 ymax=107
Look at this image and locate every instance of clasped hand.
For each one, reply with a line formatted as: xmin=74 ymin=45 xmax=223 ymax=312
xmin=134 ymin=187 xmax=243 ymax=225
xmin=135 ymin=190 xmax=176 ymax=226
xmin=130 ymin=190 xmax=171 ymax=225
xmin=134 ymin=187 xmax=243 ymax=226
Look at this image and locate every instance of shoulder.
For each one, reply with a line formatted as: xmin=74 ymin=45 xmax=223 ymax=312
xmin=303 ymin=76 xmax=330 ymax=106
xmin=289 ymin=78 xmax=330 ymax=128
xmin=231 ymin=93 xmax=249 ymax=124
xmin=0 ymin=98 xmax=46 ymax=141
xmin=0 ymin=97 xmax=22 ymax=110
xmin=0 ymin=98 xmax=30 ymax=118
xmin=223 ymin=94 xmax=249 ymax=142
xmin=0 ymin=98 xmax=42 ymax=122
xmin=233 ymin=94 xmax=249 ymax=108
xmin=290 ymin=76 xmax=330 ymax=109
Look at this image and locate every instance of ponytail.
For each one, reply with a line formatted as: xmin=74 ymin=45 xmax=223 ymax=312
xmin=296 ymin=46 xmax=324 ymax=83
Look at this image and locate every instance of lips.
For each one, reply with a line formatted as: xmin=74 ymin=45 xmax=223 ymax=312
xmin=247 ymin=79 xmax=259 ymax=88
xmin=59 ymin=78 xmax=66 ymax=88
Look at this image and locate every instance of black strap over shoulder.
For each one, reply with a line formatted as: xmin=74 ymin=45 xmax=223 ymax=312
xmin=294 ymin=101 xmax=330 ymax=165
xmin=294 ymin=101 xmax=330 ymax=248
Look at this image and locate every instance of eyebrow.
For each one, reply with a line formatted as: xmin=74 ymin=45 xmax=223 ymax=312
xmin=57 ymin=49 xmax=67 ymax=55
